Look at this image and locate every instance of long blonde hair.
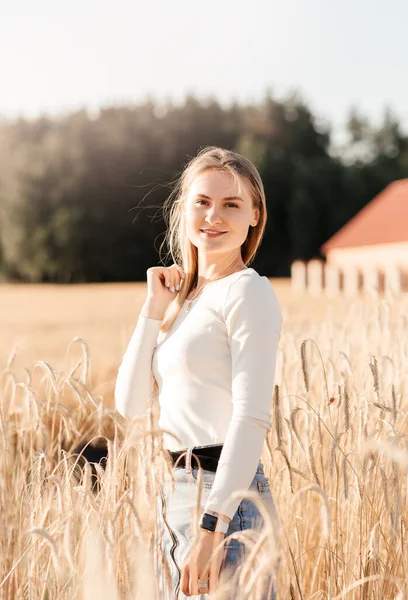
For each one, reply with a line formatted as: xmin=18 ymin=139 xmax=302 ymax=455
xmin=159 ymin=146 xmax=268 ymax=334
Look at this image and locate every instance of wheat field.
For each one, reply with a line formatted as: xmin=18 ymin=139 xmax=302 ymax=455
xmin=1 ymin=280 xmax=407 ymax=599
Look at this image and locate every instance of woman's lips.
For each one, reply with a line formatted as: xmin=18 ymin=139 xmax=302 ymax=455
xmin=200 ymin=230 xmax=227 ymax=237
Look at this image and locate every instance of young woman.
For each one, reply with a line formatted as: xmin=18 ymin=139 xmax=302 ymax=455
xmin=115 ymin=146 xmax=282 ymax=599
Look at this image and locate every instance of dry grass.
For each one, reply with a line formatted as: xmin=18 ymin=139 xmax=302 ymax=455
xmin=1 ymin=280 xmax=407 ymax=598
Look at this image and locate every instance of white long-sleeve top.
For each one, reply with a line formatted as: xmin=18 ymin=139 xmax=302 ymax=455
xmin=115 ymin=267 xmax=282 ymax=519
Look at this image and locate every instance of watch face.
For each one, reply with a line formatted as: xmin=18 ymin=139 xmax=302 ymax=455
xmin=202 ymin=513 xmax=217 ymax=532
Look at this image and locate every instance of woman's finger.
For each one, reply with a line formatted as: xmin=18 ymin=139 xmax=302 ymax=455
xmin=189 ymin=557 xmax=200 ymax=596
xmin=174 ymin=265 xmax=185 ymax=289
xmin=180 ymin=564 xmax=190 ymax=596
xmin=164 ymin=269 xmax=174 ymax=292
xmin=169 ymin=277 xmax=176 ymax=293
xmin=196 ymin=569 xmax=210 ymax=596
xmin=170 ymin=268 xmax=184 ymax=293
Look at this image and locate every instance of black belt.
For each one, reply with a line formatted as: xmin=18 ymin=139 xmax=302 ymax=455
xmin=167 ymin=443 xmax=223 ymax=473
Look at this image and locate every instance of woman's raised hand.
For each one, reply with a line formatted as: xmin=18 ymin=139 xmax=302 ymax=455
xmin=143 ymin=264 xmax=186 ymax=319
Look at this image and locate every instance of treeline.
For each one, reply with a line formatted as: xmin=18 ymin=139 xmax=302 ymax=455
xmin=0 ymin=92 xmax=407 ymax=282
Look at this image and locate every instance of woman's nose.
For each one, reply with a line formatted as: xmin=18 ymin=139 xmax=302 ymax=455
xmin=205 ymin=207 xmax=222 ymax=223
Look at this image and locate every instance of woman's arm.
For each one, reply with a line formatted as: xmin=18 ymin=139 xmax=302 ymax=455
xmin=114 ymin=299 xmax=163 ymax=419
xmin=203 ymin=274 xmax=282 ymax=520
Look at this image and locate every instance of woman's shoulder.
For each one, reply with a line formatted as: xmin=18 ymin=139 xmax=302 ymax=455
xmin=224 ymin=268 xmax=281 ymax=316
xmin=227 ymin=267 xmax=277 ymax=294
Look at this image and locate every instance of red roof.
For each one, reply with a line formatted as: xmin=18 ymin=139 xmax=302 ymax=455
xmin=321 ymin=178 xmax=408 ymax=254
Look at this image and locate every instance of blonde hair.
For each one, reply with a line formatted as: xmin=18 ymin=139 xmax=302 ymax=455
xmin=159 ymin=145 xmax=268 ymax=334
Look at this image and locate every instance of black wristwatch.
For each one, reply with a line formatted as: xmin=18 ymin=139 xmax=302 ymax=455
xmin=199 ymin=512 xmax=229 ymax=534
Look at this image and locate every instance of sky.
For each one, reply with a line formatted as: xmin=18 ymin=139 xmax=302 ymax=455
xmin=1 ymin=0 xmax=407 ymax=143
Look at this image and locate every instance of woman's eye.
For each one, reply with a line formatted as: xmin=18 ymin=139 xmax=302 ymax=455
xmin=196 ymin=200 xmax=238 ymax=208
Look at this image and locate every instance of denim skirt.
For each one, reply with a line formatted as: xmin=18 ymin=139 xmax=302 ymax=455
xmin=155 ymin=456 xmax=281 ymax=600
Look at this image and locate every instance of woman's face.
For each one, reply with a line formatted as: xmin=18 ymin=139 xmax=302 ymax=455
xmin=184 ymin=170 xmax=259 ymax=258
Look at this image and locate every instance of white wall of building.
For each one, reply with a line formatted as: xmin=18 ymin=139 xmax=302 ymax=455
xmin=291 ymin=241 xmax=408 ymax=295
xmin=326 ymin=242 xmax=408 ymax=271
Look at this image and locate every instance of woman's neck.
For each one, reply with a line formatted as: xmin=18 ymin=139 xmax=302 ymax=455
xmin=196 ymin=255 xmax=246 ymax=285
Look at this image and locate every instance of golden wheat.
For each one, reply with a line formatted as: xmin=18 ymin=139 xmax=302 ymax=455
xmin=1 ymin=282 xmax=408 ymax=598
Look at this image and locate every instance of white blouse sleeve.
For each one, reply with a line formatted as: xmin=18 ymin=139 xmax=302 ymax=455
xmin=114 ymin=315 xmax=162 ymax=419
xmin=203 ymin=275 xmax=282 ymax=520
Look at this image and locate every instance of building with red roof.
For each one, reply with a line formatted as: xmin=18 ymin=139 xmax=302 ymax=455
xmin=320 ymin=179 xmax=408 ymax=291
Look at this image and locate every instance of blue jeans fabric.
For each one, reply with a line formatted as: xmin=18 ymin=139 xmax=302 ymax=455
xmin=156 ymin=448 xmax=280 ymax=599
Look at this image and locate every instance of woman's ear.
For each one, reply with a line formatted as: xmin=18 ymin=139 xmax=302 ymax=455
xmin=252 ymin=208 xmax=260 ymax=227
